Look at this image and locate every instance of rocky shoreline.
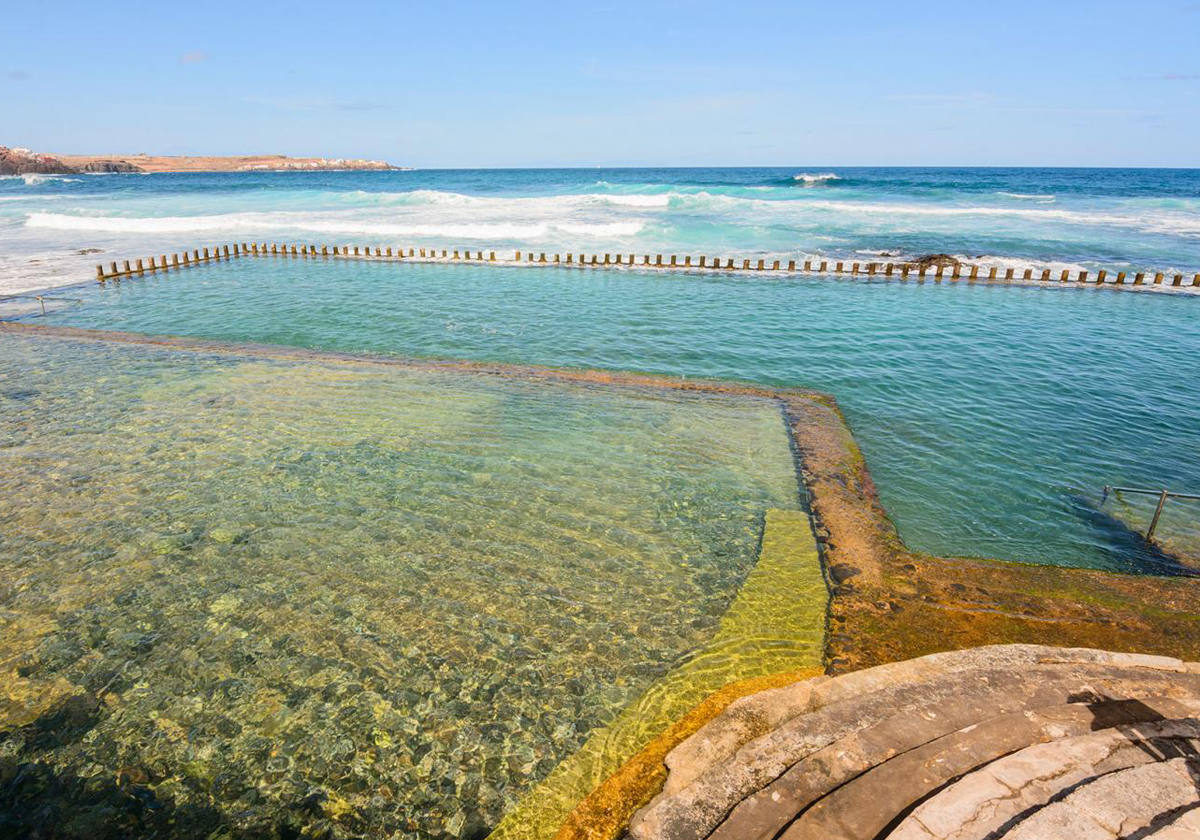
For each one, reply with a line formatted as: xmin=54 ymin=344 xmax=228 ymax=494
xmin=0 ymin=146 xmax=399 ymax=175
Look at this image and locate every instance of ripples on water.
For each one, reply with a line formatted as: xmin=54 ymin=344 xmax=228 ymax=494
xmin=0 ymin=334 xmax=798 ymax=838
xmin=33 ymin=258 xmax=1200 ymax=572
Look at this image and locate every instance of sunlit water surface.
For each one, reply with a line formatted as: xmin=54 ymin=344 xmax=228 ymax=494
xmin=28 ymin=258 xmax=1200 ymax=572
xmin=0 ymin=333 xmax=799 ymax=839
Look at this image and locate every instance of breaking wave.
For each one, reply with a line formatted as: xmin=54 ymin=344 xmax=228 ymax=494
xmin=792 ymin=172 xmax=840 ymax=184
xmin=24 ymin=211 xmax=644 ymax=239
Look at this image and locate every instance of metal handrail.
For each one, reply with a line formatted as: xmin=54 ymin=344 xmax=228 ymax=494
xmin=0 ymin=294 xmax=84 ymax=317
xmin=1103 ymin=485 xmax=1200 ymax=541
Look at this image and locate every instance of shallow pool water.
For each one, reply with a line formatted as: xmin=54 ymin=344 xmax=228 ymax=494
xmin=0 ymin=333 xmax=800 ymax=839
xmin=29 ymin=257 xmax=1200 ymax=572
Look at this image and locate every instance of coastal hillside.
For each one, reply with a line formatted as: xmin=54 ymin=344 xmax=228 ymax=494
xmin=0 ymin=146 xmax=397 ymax=174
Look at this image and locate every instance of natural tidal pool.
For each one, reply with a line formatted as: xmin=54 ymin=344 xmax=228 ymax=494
xmin=27 ymin=257 xmax=1200 ymax=573
xmin=0 ymin=333 xmax=802 ymax=839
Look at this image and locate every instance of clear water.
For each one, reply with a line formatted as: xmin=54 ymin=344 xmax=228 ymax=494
xmin=29 ymin=257 xmax=1200 ymax=573
xmin=3 ymin=167 xmax=1198 ymax=296
xmin=0 ymin=332 xmax=800 ymax=838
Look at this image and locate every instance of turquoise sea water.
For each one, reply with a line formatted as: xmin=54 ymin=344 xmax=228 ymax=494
xmin=28 ymin=257 xmax=1200 ymax=574
xmin=3 ymin=167 xmax=1199 ymax=571
xmin=2 ymin=167 xmax=1199 ymax=295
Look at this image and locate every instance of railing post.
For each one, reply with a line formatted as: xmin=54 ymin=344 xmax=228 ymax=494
xmin=1146 ymin=489 xmax=1170 ymax=541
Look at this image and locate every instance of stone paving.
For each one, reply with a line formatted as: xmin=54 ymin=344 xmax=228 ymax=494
xmin=628 ymin=645 xmax=1200 ymax=840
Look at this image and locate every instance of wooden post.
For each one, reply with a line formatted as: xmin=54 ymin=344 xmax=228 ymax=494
xmin=819 ymin=261 xmax=827 ymax=272
xmin=852 ymin=262 xmax=860 ymax=275
xmin=743 ymin=259 xmax=751 ymax=270
xmin=757 ymin=259 xmax=765 ymax=270
xmin=1040 ymin=269 xmax=1051 ymax=281
xmin=591 ymin=254 xmax=598 ymax=265
xmin=1059 ymin=269 xmax=1069 ymax=282
xmin=490 ymin=251 xmax=496 ymax=261
xmin=773 ymin=259 xmax=780 ymax=270
xmin=1022 ymin=268 xmax=1031 ymax=280
xmin=986 ymin=267 xmax=995 ymax=280
xmin=788 ymin=259 xmax=796 ymax=271
xmin=1173 ymin=274 xmax=1183 ymax=287
xmin=901 ymin=265 xmax=909 ymax=278
xmin=604 ymin=254 xmax=610 ymax=264
xmin=136 ymin=259 xmax=145 ymax=275
xmin=699 ymin=256 xmax=707 ymax=267
xmin=918 ymin=266 xmax=927 ymax=278
xmin=1096 ymin=270 xmax=1106 ymax=283
xmin=160 ymin=255 xmax=168 ymax=272
xmin=835 ymin=261 xmax=844 ymax=273
xmin=669 ymin=255 xmax=677 ymax=266
xmin=726 ymin=258 xmax=734 ymax=269
xmin=1078 ymin=270 xmax=1088 ymax=283
xmin=868 ymin=263 xmax=876 ymax=276
xmin=969 ymin=265 xmax=979 ymax=279
xmin=1005 ymin=268 xmax=1014 ymax=280
xmin=96 ymin=264 xmax=105 ymax=283
xmin=1134 ymin=272 xmax=1145 ymax=285
xmin=656 ymin=255 xmax=663 ymax=266
xmin=935 ymin=266 xmax=944 ymax=279
xmin=1154 ymin=272 xmax=1164 ymax=285
xmin=951 ymin=265 xmax=960 ymax=279
xmin=1116 ymin=272 xmax=1126 ymax=284
xmin=223 ymin=245 xmax=230 ymax=257
xmin=804 ymin=260 xmax=812 ymax=271
xmin=566 ymin=254 xmax=573 ymax=264
xmin=173 ymin=253 xmax=180 ymax=267
xmin=1193 ymin=274 xmax=1200 ymax=287
xmin=885 ymin=263 xmax=893 ymax=276
xmin=683 ymin=255 xmax=691 ymax=267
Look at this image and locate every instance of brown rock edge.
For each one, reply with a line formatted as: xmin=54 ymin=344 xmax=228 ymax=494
xmin=4 ymin=322 xmax=1199 ymax=839
xmin=785 ymin=395 xmax=1200 ymax=674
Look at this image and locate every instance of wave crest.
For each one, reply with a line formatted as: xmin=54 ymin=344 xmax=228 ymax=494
xmin=792 ymin=172 xmax=840 ymax=184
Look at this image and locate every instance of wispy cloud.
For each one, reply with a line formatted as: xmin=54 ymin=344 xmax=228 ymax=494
xmin=179 ymin=50 xmax=209 ymax=65
xmin=5 ymin=69 xmax=30 ymax=81
xmin=1159 ymin=72 xmax=1200 ymax=80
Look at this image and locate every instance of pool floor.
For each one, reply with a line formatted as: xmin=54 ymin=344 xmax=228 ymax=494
xmin=0 ymin=332 xmax=806 ymax=839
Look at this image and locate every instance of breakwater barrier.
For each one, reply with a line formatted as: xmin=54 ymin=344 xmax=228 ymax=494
xmin=94 ymin=241 xmax=1200 ymax=290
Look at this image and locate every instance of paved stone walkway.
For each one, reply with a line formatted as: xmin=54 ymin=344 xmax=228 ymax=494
xmin=628 ymin=645 xmax=1200 ymax=840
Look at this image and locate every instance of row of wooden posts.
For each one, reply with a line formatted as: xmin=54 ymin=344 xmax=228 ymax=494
xmin=96 ymin=242 xmax=1200 ymax=289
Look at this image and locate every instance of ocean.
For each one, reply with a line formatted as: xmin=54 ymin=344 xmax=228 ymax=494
xmin=2 ymin=166 xmax=1199 ymax=295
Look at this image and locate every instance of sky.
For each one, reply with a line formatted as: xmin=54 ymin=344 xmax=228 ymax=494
xmin=3 ymin=0 xmax=1199 ymax=168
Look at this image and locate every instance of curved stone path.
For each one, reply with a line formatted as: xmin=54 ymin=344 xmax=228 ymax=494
xmin=628 ymin=645 xmax=1200 ymax=840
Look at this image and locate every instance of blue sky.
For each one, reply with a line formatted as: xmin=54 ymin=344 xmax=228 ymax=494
xmin=4 ymin=0 xmax=1199 ymax=167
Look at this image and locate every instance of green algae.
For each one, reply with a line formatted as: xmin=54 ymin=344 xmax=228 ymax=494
xmin=490 ymin=508 xmax=827 ymax=840
xmin=0 ymin=333 xmax=801 ymax=840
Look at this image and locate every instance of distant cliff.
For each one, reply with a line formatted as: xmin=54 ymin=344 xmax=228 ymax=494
xmin=1 ymin=147 xmax=400 ymax=175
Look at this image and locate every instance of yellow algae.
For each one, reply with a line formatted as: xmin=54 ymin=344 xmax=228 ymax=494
xmin=489 ymin=508 xmax=827 ymax=840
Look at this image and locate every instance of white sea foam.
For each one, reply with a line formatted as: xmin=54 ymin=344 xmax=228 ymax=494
xmin=997 ymin=192 xmax=1055 ymax=202
xmin=24 ymin=211 xmax=644 ymax=239
xmin=0 ymin=174 xmax=82 ymax=186
xmin=591 ymin=194 xmax=671 ymax=208
xmin=793 ymin=172 xmax=840 ymax=184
